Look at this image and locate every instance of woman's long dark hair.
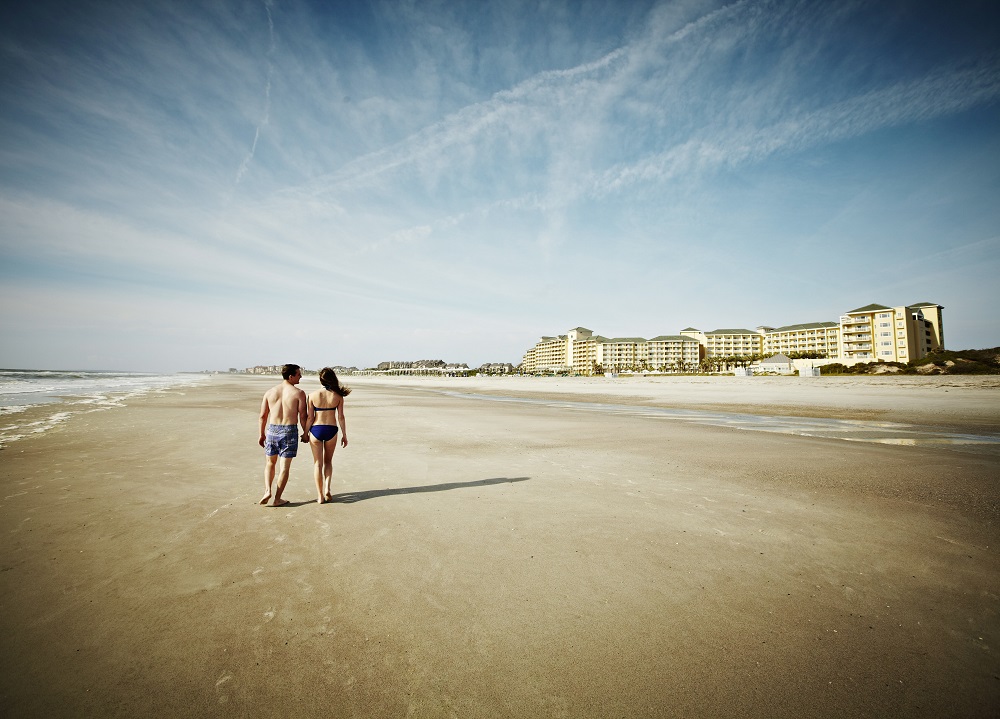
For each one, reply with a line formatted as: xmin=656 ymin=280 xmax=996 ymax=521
xmin=319 ymin=367 xmax=352 ymax=397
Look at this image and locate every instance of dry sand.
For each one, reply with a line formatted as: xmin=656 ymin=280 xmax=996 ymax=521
xmin=1 ymin=374 xmax=998 ymax=717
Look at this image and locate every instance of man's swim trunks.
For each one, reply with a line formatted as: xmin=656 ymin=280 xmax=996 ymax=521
xmin=309 ymin=424 xmax=339 ymax=442
xmin=264 ymin=424 xmax=298 ymax=457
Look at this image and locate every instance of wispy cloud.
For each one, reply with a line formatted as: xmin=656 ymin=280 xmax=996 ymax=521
xmin=1 ymin=0 xmax=998 ymax=368
xmin=234 ymin=0 xmax=276 ymax=185
xmin=595 ymin=54 xmax=1000 ymax=195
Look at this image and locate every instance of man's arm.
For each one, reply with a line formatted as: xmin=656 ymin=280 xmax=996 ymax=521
xmin=258 ymin=394 xmax=270 ymax=447
xmin=298 ymin=389 xmax=309 ymax=434
xmin=300 ymin=392 xmax=313 ymax=441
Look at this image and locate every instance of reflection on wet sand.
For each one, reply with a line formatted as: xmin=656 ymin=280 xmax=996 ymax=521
xmin=435 ymin=390 xmax=1000 ymax=453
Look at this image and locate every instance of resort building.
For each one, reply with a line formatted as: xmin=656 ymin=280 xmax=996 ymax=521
xmin=523 ymin=334 xmax=571 ymax=374
xmin=839 ymin=302 xmax=944 ymax=362
xmin=648 ymin=336 xmax=703 ymax=370
xmin=598 ymin=337 xmax=648 ymax=371
xmin=520 ymin=328 xmax=701 ymax=374
xmin=520 ymin=300 xmax=944 ymax=374
xmin=681 ymin=328 xmax=764 ymax=358
xmin=761 ymin=322 xmax=840 ymax=359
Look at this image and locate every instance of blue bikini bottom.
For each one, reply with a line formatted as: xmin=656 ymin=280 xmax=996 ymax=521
xmin=309 ymin=425 xmax=339 ymax=442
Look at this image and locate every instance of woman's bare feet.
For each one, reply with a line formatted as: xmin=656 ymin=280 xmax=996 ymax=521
xmin=317 ymin=495 xmax=326 ymax=504
xmin=271 ymin=498 xmax=289 ymax=507
xmin=259 ymin=493 xmax=271 ymax=505
xmin=325 ymin=492 xmax=333 ymax=502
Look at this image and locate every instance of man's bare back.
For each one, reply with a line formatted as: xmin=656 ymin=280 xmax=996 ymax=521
xmin=261 ymin=381 xmax=307 ymax=426
xmin=258 ymin=365 xmax=308 ymax=507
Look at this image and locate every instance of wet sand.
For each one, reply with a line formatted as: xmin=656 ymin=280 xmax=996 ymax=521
xmin=0 ymin=374 xmax=998 ymax=717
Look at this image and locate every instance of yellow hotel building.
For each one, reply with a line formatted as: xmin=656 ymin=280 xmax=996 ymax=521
xmin=680 ymin=328 xmax=762 ymax=358
xmin=839 ymin=302 xmax=944 ymax=362
xmin=760 ymin=322 xmax=841 ymax=358
xmin=520 ymin=327 xmax=701 ymax=374
xmin=520 ymin=301 xmax=944 ymax=373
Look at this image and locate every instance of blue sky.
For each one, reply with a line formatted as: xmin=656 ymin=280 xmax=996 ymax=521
xmin=1 ymin=0 xmax=998 ymax=371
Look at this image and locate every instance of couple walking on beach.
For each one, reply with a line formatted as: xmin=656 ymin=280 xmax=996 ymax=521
xmin=258 ymin=364 xmax=350 ymax=507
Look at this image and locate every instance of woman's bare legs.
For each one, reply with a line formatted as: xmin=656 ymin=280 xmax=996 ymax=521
xmin=309 ymin=435 xmax=327 ymax=503
xmin=322 ymin=439 xmax=338 ymax=500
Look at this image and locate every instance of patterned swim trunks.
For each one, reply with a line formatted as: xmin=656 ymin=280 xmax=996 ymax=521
xmin=264 ymin=424 xmax=298 ymax=458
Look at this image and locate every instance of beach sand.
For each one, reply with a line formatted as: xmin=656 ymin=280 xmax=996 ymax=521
xmin=0 ymin=374 xmax=997 ymax=717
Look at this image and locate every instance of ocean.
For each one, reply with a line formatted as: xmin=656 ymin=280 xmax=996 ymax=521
xmin=0 ymin=369 xmax=211 ymax=448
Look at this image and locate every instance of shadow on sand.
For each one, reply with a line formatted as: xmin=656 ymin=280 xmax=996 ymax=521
xmin=329 ymin=476 xmax=530 ymax=504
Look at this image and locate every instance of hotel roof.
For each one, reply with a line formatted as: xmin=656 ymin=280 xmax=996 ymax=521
xmin=705 ymin=328 xmax=760 ymax=335
xmin=771 ymin=321 xmax=840 ymax=332
xmin=846 ymin=303 xmax=892 ymax=313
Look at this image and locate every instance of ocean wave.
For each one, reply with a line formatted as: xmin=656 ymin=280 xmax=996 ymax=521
xmin=0 ymin=405 xmax=31 ymax=416
xmin=0 ymin=411 xmax=74 ymax=449
xmin=0 ymin=372 xmax=211 ymax=448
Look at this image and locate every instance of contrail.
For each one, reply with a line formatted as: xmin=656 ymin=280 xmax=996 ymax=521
xmin=235 ymin=0 xmax=275 ymax=184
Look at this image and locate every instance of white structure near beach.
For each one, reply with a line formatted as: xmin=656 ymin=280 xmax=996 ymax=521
xmin=520 ymin=301 xmax=945 ymax=375
xmin=756 ymin=353 xmax=795 ymax=374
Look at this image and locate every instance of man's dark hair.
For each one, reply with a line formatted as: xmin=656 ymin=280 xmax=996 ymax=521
xmin=281 ymin=364 xmax=301 ymax=380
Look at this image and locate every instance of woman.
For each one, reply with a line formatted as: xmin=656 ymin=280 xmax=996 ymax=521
xmin=303 ymin=367 xmax=350 ymax=504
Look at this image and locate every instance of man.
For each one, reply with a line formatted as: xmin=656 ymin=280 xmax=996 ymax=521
xmin=258 ymin=364 xmax=308 ymax=506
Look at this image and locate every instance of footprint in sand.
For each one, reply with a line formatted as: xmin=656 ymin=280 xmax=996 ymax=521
xmin=215 ymin=673 xmax=232 ymax=704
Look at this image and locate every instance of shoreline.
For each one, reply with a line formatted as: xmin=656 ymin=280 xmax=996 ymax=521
xmin=0 ymin=375 xmax=211 ymax=449
xmin=1 ymin=375 xmax=997 ymax=717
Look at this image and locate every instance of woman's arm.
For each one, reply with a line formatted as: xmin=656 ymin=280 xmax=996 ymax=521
xmin=338 ymin=399 xmax=348 ymax=447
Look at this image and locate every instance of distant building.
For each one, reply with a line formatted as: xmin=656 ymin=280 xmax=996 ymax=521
xmin=757 ymin=353 xmax=795 ymax=374
xmin=519 ymin=300 xmax=945 ymax=375
xmin=648 ymin=336 xmax=702 ymax=371
xmin=520 ymin=327 xmax=700 ymax=374
xmin=377 ymin=359 xmax=446 ymax=370
xmin=761 ymin=322 xmax=840 ymax=358
xmin=357 ymin=360 xmax=469 ymax=376
xmin=245 ymin=365 xmax=282 ymax=375
xmin=839 ymin=302 xmax=944 ymax=362
xmin=478 ymin=363 xmax=516 ymax=375
xmin=694 ymin=328 xmax=764 ymax=359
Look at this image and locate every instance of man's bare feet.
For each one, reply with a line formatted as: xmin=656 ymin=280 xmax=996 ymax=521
xmin=325 ymin=492 xmax=333 ymax=502
xmin=271 ymin=498 xmax=289 ymax=507
xmin=317 ymin=496 xmax=326 ymax=504
xmin=259 ymin=493 xmax=271 ymax=505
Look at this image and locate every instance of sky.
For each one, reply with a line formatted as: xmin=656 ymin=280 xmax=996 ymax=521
xmin=1 ymin=0 xmax=998 ymax=372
